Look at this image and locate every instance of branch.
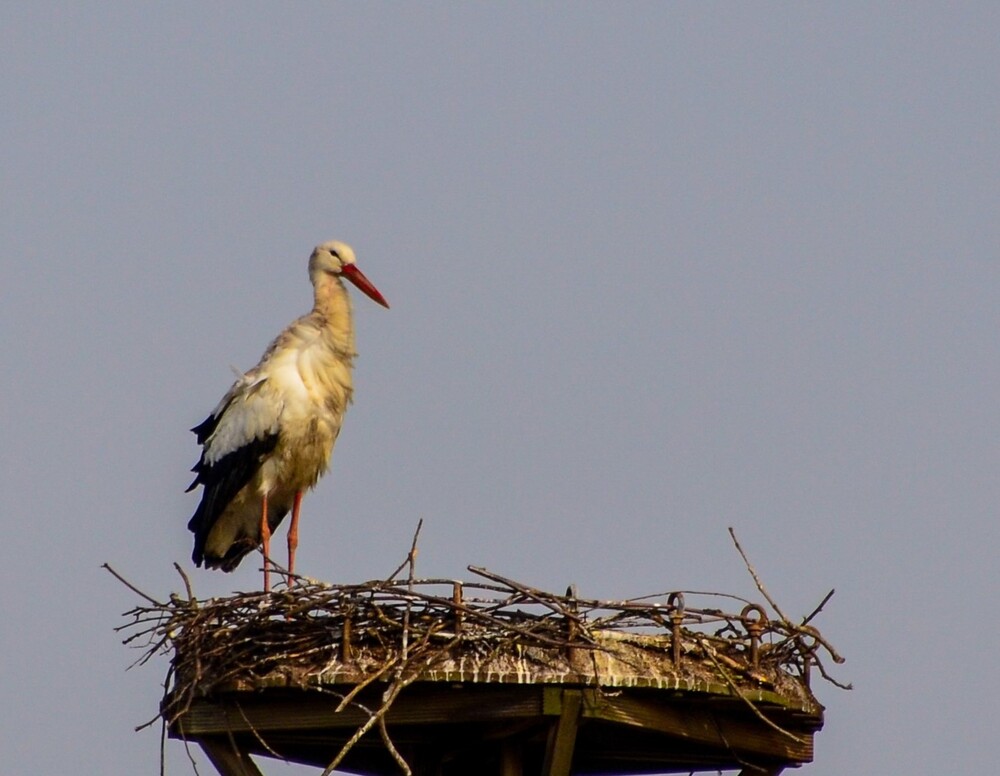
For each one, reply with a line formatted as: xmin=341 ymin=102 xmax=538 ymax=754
xmin=103 ymin=563 xmax=165 ymax=607
xmin=727 ymin=528 xmax=792 ymax=625
xmin=801 ymin=588 xmax=835 ymax=627
xmin=701 ymin=637 xmax=807 ymax=745
xmin=387 ymin=519 xmax=423 ymax=583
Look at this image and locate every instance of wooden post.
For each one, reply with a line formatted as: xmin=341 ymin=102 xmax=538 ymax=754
xmin=453 ymin=581 xmax=464 ymax=635
xmin=500 ymin=740 xmax=524 ymax=776
xmin=541 ymin=689 xmax=582 ymax=776
xmin=199 ymin=738 xmax=265 ymax=776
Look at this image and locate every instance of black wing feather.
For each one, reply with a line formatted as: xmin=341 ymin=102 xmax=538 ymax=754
xmin=187 ymin=432 xmax=279 ymax=567
xmin=190 ymin=398 xmax=234 ymax=446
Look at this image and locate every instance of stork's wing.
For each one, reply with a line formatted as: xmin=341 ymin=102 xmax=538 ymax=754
xmin=187 ymin=374 xmax=282 ymax=564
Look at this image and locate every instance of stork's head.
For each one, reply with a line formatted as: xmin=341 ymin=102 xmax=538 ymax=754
xmin=310 ymin=240 xmax=389 ymax=308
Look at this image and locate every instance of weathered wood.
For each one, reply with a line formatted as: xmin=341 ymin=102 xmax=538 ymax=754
xmin=177 ymin=686 xmax=545 ymax=736
xmin=500 ymin=740 xmax=524 ymax=776
xmin=588 ymin=691 xmax=812 ymax=762
xmin=541 ymin=689 xmax=582 ymax=776
xmin=172 ymin=679 xmax=820 ymax=773
xmin=198 ymin=738 xmax=265 ymax=776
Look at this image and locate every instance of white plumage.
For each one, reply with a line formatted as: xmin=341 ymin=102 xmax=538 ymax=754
xmin=187 ymin=240 xmax=388 ymax=589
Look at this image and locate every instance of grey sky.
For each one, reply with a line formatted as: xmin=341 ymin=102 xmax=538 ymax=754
xmin=2 ymin=4 xmax=997 ymax=774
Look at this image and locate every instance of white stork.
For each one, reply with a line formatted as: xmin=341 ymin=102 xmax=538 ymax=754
xmin=186 ymin=240 xmax=388 ymax=590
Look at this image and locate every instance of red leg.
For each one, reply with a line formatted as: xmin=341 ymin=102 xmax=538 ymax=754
xmin=260 ymin=493 xmax=271 ymax=592
xmin=288 ymin=491 xmax=303 ymax=582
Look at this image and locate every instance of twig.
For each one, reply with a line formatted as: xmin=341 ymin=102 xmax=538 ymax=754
xmin=387 ymin=519 xmax=424 ymax=583
xmin=727 ymin=528 xmax=792 ymax=626
xmin=321 ymin=670 xmax=420 ymax=775
xmin=103 ymin=563 xmax=164 ymax=607
xmin=401 ymin=519 xmax=422 ymax=661
xmin=159 ymin=715 xmax=167 ymax=776
xmin=379 ymin=715 xmax=412 ymax=776
xmin=334 ymin=656 xmax=401 ymax=713
xmin=180 ymin=733 xmax=202 ymax=776
xmin=174 ymin=562 xmax=196 ymax=605
xmin=235 ymin=701 xmax=286 ymax=760
xmin=701 ymin=638 xmax=806 ymax=745
xmin=812 ymin=655 xmax=854 ymax=690
xmin=801 ymin=588 xmax=835 ymax=626
xmin=710 ymin=713 xmax=766 ymax=773
xmin=468 ymin=566 xmax=593 ymax=633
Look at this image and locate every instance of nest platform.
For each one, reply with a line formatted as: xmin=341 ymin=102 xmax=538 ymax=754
xmin=118 ymin=566 xmax=838 ymax=776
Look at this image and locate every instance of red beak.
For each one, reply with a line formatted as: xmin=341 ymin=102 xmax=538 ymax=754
xmin=341 ymin=264 xmax=389 ymax=308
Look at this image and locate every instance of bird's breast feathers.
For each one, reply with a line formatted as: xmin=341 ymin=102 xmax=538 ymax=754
xmin=271 ymin=334 xmax=354 ymax=420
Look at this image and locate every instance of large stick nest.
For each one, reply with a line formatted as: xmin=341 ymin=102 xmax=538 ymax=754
xmin=111 ymin=557 xmax=846 ymax=738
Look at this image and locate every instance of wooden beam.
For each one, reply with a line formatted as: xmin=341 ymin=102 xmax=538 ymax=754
xmin=174 ymin=686 xmax=544 ymax=737
xmin=588 ymin=692 xmax=812 ymax=762
xmin=500 ymin=740 xmax=524 ymax=776
xmin=541 ymin=690 xmax=582 ymax=776
xmin=198 ymin=738 xmax=265 ymax=776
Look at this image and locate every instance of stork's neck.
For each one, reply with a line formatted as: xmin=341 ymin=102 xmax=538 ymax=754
xmin=311 ymin=273 xmax=356 ymax=354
